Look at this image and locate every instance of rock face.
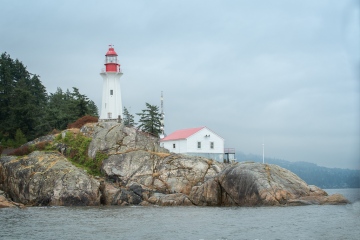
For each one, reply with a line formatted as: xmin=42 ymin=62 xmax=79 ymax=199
xmin=100 ymin=150 xmax=223 ymax=206
xmin=0 ymin=151 xmax=100 ymax=206
xmin=189 ymin=162 xmax=349 ymax=206
xmin=0 ymin=190 xmax=25 ymax=208
xmin=102 ymin=151 xmax=223 ymax=195
xmin=86 ymin=122 xmax=168 ymax=159
xmin=0 ymin=122 xmax=349 ymax=207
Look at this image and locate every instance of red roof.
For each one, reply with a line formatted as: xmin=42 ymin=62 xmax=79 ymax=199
xmin=161 ymin=127 xmax=205 ymax=141
xmin=106 ymin=46 xmax=118 ymax=56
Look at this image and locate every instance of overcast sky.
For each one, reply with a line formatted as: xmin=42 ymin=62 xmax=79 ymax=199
xmin=1 ymin=0 xmax=359 ymax=169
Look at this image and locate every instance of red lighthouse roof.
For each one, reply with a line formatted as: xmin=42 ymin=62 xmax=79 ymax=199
xmin=106 ymin=45 xmax=118 ymax=56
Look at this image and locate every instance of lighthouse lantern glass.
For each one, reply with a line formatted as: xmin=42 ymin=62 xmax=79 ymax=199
xmin=106 ymin=56 xmax=116 ymax=63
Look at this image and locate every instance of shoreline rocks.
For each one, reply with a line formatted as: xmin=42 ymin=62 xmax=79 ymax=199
xmin=0 ymin=122 xmax=349 ymax=208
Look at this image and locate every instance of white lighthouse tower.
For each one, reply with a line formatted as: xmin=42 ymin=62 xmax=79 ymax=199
xmin=100 ymin=45 xmax=123 ymax=121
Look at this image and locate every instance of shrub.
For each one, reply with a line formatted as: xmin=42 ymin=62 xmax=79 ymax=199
xmin=67 ymin=115 xmax=98 ymax=129
xmin=8 ymin=145 xmax=32 ymax=156
xmin=56 ymin=131 xmax=106 ymax=176
xmin=7 ymin=141 xmax=52 ymax=156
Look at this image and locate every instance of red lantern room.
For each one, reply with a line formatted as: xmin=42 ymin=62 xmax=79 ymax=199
xmin=104 ymin=45 xmax=120 ymax=72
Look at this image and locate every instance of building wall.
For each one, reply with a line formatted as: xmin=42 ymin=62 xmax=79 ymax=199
xmin=161 ymin=139 xmax=187 ymax=154
xmin=161 ymin=127 xmax=225 ymax=162
xmin=100 ymin=72 xmax=123 ymax=120
xmin=185 ymin=152 xmax=224 ymax=162
xmin=186 ymin=128 xmax=224 ymax=153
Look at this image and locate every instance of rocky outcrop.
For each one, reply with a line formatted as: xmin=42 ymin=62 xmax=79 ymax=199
xmin=189 ymin=162 xmax=349 ymax=206
xmin=102 ymin=150 xmax=223 ymax=195
xmin=0 ymin=122 xmax=349 ymax=207
xmin=86 ymin=122 xmax=168 ymax=159
xmin=0 ymin=151 xmax=100 ymax=206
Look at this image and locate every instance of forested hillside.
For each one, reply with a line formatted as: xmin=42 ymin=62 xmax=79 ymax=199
xmin=236 ymin=152 xmax=360 ymax=189
xmin=0 ymin=52 xmax=98 ymax=147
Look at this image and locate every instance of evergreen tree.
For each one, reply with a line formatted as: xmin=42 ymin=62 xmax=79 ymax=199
xmin=136 ymin=103 xmax=161 ymax=137
xmin=123 ymin=107 xmax=136 ymax=127
xmin=14 ymin=128 xmax=27 ymax=146
xmin=0 ymin=52 xmax=99 ymax=144
xmin=0 ymin=52 xmax=48 ymax=140
xmin=87 ymin=100 xmax=99 ymax=117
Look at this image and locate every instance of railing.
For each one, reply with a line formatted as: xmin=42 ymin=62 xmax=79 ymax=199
xmin=224 ymin=148 xmax=235 ymax=153
xmin=101 ymin=68 xmax=122 ymax=73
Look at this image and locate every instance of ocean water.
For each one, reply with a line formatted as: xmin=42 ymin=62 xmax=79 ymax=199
xmin=0 ymin=188 xmax=359 ymax=240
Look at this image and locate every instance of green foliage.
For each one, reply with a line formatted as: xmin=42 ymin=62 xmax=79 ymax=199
xmin=123 ymin=107 xmax=136 ymax=127
xmin=46 ymin=87 xmax=99 ymax=130
xmin=0 ymin=52 xmax=99 ymax=146
xmin=14 ymin=129 xmax=27 ymax=147
xmin=56 ymin=131 xmax=106 ymax=176
xmin=136 ymin=103 xmax=162 ymax=137
xmin=0 ymin=52 xmax=48 ymax=141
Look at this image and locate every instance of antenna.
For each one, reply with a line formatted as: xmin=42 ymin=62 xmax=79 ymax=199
xmin=262 ymin=137 xmax=265 ymax=164
xmin=160 ymin=91 xmax=165 ymax=139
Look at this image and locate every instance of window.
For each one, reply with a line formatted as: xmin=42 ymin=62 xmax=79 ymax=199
xmin=110 ymin=90 xmax=113 ymax=95
xmin=173 ymin=144 xmax=176 ymax=149
xmin=210 ymin=142 xmax=214 ymax=149
xmin=197 ymin=141 xmax=201 ymax=149
xmin=108 ymin=112 xmax=112 ymax=119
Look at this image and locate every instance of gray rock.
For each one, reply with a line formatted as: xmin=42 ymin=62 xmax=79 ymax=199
xmin=87 ymin=122 xmax=168 ymax=159
xmin=189 ymin=162 xmax=348 ymax=206
xmin=101 ymin=150 xmax=224 ymax=196
xmin=0 ymin=151 xmax=100 ymax=206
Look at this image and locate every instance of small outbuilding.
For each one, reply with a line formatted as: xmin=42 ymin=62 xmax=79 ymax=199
xmin=160 ymin=126 xmax=224 ymax=162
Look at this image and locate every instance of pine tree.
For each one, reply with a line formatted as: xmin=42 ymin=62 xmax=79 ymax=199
xmin=123 ymin=107 xmax=136 ymax=127
xmin=14 ymin=128 xmax=27 ymax=147
xmin=136 ymin=103 xmax=161 ymax=137
xmin=0 ymin=52 xmax=48 ymax=140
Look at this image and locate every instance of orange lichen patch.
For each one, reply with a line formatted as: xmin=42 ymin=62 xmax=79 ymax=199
xmin=44 ymin=160 xmax=58 ymax=171
xmin=152 ymin=172 xmax=160 ymax=178
xmin=149 ymin=152 xmax=171 ymax=158
xmin=29 ymin=171 xmax=38 ymax=178
xmin=275 ymin=189 xmax=291 ymax=202
xmin=9 ymin=158 xmax=22 ymax=164
xmin=206 ymin=159 xmax=214 ymax=165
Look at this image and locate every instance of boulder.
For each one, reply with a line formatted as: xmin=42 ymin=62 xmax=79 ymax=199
xmin=0 ymin=151 xmax=101 ymax=206
xmin=147 ymin=193 xmax=194 ymax=206
xmin=101 ymin=150 xmax=224 ymax=196
xmin=189 ymin=162 xmax=348 ymax=206
xmin=0 ymin=190 xmax=25 ymax=208
xmin=87 ymin=122 xmax=168 ymax=159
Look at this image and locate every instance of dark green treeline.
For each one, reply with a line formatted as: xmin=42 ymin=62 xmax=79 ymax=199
xmin=0 ymin=52 xmax=98 ymax=147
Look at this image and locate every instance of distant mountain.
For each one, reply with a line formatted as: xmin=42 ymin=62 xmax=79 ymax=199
xmin=235 ymin=152 xmax=360 ymax=189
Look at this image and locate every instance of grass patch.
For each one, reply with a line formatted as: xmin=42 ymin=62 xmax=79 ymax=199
xmin=56 ymin=131 xmax=107 ymax=176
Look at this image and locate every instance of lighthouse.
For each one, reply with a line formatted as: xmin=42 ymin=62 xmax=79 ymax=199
xmin=100 ymin=45 xmax=123 ymax=121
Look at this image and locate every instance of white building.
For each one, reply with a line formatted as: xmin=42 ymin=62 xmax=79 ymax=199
xmin=99 ymin=45 xmax=123 ymax=121
xmin=160 ymin=126 xmax=224 ymax=162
